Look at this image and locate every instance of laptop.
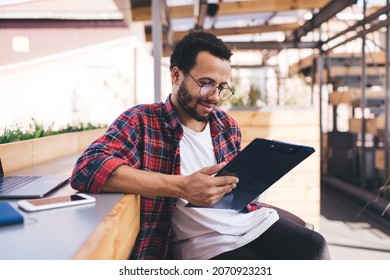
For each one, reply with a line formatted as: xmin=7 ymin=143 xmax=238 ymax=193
xmin=186 ymin=138 xmax=315 ymax=211
xmin=0 ymin=158 xmax=70 ymax=199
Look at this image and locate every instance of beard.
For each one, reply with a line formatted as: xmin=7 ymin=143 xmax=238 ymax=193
xmin=176 ymin=82 xmax=214 ymax=123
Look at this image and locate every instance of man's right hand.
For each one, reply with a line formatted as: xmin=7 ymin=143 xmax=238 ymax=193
xmin=102 ymin=163 xmax=238 ymax=207
xmin=181 ymin=162 xmax=239 ymax=207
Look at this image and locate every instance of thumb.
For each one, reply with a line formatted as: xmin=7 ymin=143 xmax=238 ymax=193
xmin=201 ymin=162 xmax=226 ymax=175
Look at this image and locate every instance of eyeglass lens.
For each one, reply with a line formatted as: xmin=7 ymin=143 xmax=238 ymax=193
xmin=199 ymin=84 xmax=233 ymax=101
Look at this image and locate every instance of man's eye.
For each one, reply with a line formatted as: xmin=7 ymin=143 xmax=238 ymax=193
xmin=201 ymin=83 xmax=213 ymax=88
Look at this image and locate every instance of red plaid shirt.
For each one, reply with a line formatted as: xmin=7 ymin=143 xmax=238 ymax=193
xmin=71 ymin=95 xmax=244 ymax=259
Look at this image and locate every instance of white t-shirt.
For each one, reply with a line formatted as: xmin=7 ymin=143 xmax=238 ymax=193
xmin=171 ymin=123 xmax=279 ymax=260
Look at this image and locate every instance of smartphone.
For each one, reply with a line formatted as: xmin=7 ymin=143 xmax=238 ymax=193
xmin=17 ymin=193 xmax=96 ymax=212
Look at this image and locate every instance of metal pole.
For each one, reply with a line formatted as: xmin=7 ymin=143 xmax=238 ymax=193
xmin=310 ymin=60 xmax=315 ymax=106
xmin=152 ymin=0 xmax=162 ymax=102
xmin=385 ymin=0 xmax=390 ymax=194
xmin=359 ymin=0 xmax=367 ymax=189
xmin=318 ymin=23 xmax=325 ymax=179
xmin=317 ymin=49 xmax=329 ymax=178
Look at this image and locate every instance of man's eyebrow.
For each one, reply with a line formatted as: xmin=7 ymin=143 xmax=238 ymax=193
xmin=199 ymin=76 xmax=228 ymax=85
xmin=197 ymin=76 xmax=215 ymax=82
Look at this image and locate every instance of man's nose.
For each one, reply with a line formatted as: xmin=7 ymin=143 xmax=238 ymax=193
xmin=208 ymin=87 xmax=220 ymax=102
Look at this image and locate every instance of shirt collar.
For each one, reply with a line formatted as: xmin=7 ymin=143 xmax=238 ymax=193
xmin=162 ymin=94 xmax=181 ymax=130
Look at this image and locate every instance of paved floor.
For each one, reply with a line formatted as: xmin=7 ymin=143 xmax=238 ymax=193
xmin=319 ymin=186 xmax=390 ymax=260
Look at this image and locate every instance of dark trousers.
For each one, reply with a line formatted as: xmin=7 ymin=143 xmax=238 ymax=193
xmin=211 ymin=217 xmax=331 ymax=260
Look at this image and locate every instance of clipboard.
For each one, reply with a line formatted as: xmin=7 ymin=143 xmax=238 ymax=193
xmin=186 ymin=138 xmax=315 ymax=211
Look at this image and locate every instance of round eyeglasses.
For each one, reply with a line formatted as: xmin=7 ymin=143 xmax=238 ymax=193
xmin=186 ymin=72 xmax=234 ymax=101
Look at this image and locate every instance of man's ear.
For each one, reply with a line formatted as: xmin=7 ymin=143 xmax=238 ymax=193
xmin=171 ymin=66 xmax=181 ymax=85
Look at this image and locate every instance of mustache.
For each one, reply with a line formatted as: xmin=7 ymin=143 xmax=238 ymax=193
xmin=198 ymin=98 xmax=218 ymax=105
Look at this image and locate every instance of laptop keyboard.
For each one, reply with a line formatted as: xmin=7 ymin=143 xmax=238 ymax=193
xmin=0 ymin=176 xmax=40 ymax=194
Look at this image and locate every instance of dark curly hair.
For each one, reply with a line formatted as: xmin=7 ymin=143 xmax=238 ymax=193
xmin=170 ymin=30 xmax=232 ymax=73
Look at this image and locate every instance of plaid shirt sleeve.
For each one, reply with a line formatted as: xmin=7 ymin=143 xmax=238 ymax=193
xmin=70 ymin=110 xmax=142 ymax=193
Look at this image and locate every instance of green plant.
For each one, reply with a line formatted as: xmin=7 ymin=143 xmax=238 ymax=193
xmin=0 ymin=120 xmax=106 ymax=144
xmin=247 ymin=84 xmax=261 ymax=106
xmin=226 ymin=82 xmax=262 ymax=107
xmin=228 ymin=94 xmax=245 ymax=106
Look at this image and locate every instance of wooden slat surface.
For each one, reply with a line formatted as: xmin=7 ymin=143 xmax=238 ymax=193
xmin=170 ymin=23 xmax=299 ymax=42
xmin=329 ymin=89 xmax=385 ymax=105
xmin=349 ymin=116 xmax=385 ymax=136
xmin=73 ymin=194 xmax=140 ymax=260
xmin=228 ymin=109 xmax=319 ymax=126
xmin=132 ymin=0 xmax=330 ymax=21
xmin=290 ymin=52 xmax=387 ymax=74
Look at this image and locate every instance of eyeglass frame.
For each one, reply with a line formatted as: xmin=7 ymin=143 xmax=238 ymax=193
xmin=185 ymin=72 xmax=235 ymax=101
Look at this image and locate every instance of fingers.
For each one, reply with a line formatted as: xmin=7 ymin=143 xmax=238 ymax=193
xmin=204 ymin=184 xmax=236 ymax=206
xmin=215 ymin=181 xmax=237 ymax=195
xmin=214 ymin=175 xmax=239 ymax=187
xmin=200 ymin=178 xmax=238 ymax=206
xmin=200 ymin=162 xmax=227 ymax=175
xmin=185 ymin=180 xmax=237 ymax=207
xmin=185 ymin=163 xmax=239 ymax=207
xmin=201 ymin=163 xmax=239 ymax=192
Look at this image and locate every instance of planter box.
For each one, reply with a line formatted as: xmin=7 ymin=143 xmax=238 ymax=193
xmin=0 ymin=128 xmax=106 ymax=173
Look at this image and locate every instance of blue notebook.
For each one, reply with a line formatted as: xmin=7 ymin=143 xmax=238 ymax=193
xmin=0 ymin=201 xmax=24 ymax=226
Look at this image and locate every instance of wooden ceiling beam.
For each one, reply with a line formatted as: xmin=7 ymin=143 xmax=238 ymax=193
xmin=132 ymin=0 xmax=331 ymax=21
xmin=204 ymin=0 xmax=330 ymax=16
xmin=145 ymin=23 xmax=299 ymax=42
xmin=175 ymin=23 xmax=299 ymax=40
